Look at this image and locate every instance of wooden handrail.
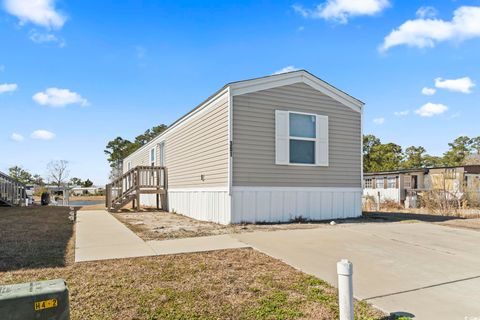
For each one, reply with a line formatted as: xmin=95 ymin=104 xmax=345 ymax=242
xmin=105 ymin=166 xmax=167 ymax=211
xmin=0 ymin=171 xmax=27 ymax=207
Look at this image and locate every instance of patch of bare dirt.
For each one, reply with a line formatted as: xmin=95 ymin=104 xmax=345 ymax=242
xmin=436 ymin=218 xmax=480 ymax=231
xmin=113 ymin=210 xmax=333 ymax=241
xmin=69 ymin=195 xmax=105 ymax=201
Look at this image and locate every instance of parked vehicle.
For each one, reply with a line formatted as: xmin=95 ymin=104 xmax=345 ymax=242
xmin=40 ymin=192 xmax=50 ymax=206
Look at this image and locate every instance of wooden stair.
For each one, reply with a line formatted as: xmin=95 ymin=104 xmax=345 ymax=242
xmin=106 ymin=166 xmax=167 ymax=212
xmin=0 ymin=171 xmax=27 ymax=207
xmin=0 ymin=198 xmax=14 ymax=207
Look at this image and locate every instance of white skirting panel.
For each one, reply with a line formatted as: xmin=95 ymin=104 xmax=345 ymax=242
xmin=168 ymin=188 xmax=231 ymax=225
xmin=139 ymin=194 xmax=160 ymax=208
xmin=231 ymin=187 xmax=362 ymax=223
xmin=363 ymin=188 xmax=400 ymax=203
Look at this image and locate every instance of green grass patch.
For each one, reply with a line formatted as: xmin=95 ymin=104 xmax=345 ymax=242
xmin=245 ymin=291 xmax=303 ymax=320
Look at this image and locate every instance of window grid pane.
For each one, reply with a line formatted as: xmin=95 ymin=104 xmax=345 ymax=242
xmin=376 ymin=178 xmax=384 ymax=189
xmin=290 ymin=139 xmax=315 ymax=164
xmin=365 ymin=179 xmax=372 ymax=188
xmin=150 ymin=149 xmax=155 ymax=164
xmin=387 ymin=177 xmax=396 ymax=188
xmin=289 ymin=113 xmax=316 ymax=138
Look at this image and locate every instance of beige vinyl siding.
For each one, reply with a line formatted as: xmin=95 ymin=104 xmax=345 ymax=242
xmin=165 ymin=92 xmax=229 ymax=188
xmin=124 ymin=148 xmax=150 ymax=173
xmin=232 ymin=82 xmax=361 ymax=187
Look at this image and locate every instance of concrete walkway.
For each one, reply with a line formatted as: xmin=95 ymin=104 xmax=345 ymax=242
xmin=75 ymin=210 xmax=156 ymax=262
xmin=75 ymin=211 xmax=249 ymax=262
xmin=232 ymin=222 xmax=480 ymax=320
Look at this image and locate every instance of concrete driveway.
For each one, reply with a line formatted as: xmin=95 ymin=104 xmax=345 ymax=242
xmin=232 ymin=221 xmax=480 ymax=319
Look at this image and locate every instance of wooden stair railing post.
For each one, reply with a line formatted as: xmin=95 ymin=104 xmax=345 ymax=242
xmin=135 ymin=168 xmax=141 ymax=211
xmin=155 ymin=167 xmax=160 ymax=210
xmin=0 ymin=171 xmax=27 ymax=207
xmin=105 ymin=184 xmax=111 ymax=209
xmin=161 ymin=167 xmax=168 ymax=211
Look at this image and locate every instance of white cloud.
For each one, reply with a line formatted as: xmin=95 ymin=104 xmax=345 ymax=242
xmin=293 ymin=0 xmax=390 ymax=23
xmin=434 ymin=77 xmax=475 ymax=94
xmin=292 ymin=4 xmax=310 ymax=18
xmin=394 ymin=110 xmax=409 ymax=116
xmin=3 ymin=0 xmax=66 ymax=29
xmin=421 ymin=87 xmax=436 ymax=95
xmin=0 ymin=83 xmax=18 ymax=94
xmin=416 ymin=6 xmax=437 ymax=19
xmin=31 ymin=129 xmax=55 ymax=140
xmin=381 ymin=6 xmax=480 ymax=52
xmin=10 ymin=133 xmax=24 ymax=142
xmin=29 ymin=30 xmax=65 ymax=47
xmin=373 ymin=117 xmax=385 ymax=124
xmin=273 ymin=66 xmax=300 ymax=74
xmin=33 ymin=88 xmax=89 ymax=107
xmin=415 ymin=103 xmax=448 ymax=117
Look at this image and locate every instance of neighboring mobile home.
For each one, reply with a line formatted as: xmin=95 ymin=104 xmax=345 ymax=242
xmin=363 ymin=165 xmax=480 ymax=207
xmin=119 ymin=70 xmax=364 ymax=224
xmin=71 ymin=186 xmax=103 ymax=196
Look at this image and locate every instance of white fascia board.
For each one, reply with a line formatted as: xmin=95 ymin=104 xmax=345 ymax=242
xmin=229 ymin=71 xmax=364 ymax=113
xmin=301 ymin=75 xmax=363 ymax=113
xmin=230 ymin=72 xmax=304 ymax=96
xmin=232 ymin=186 xmax=362 ymax=192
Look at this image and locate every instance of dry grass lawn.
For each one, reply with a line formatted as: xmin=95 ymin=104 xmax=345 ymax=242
xmin=0 ymin=206 xmax=388 ymax=320
xmin=0 ymin=206 xmax=74 ymax=271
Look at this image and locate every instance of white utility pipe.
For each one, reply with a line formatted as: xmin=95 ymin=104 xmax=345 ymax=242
xmin=337 ymin=259 xmax=354 ymax=320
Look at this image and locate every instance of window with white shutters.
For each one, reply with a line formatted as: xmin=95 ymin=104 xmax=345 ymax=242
xmin=275 ymin=110 xmax=329 ymax=166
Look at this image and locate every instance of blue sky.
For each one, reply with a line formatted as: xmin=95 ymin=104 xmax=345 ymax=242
xmin=1 ymin=0 xmax=480 ymax=185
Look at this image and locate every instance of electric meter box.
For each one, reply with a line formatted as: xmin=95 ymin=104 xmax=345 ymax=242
xmin=0 ymin=278 xmax=69 ymax=320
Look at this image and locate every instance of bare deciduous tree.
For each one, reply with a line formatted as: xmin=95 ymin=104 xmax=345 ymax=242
xmin=47 ymin=160 xmax=69 ymax=187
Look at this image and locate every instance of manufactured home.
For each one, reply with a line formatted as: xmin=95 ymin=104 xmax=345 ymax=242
xmin=107 ymin=70 xmax=364 ymax=224
xmin=71 ymin=186 xmax=103 ymax=196
xmin=363 ymin=165 xmax=480 ymax=207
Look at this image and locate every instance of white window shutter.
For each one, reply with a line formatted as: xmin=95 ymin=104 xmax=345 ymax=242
xmin=316 ymin=115 xmax=329 ymax=166
xmin=275 ymin=110 xmax=289 ymax=165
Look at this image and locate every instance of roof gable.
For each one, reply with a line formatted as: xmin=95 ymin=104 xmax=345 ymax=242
xmin=228 ymin=70 xmax=364 ymax=113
